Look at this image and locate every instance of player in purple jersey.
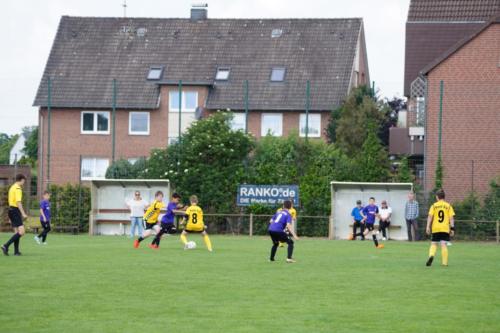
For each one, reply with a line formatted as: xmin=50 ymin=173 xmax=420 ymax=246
xmin=150 ymin=193 xmax=184 ymax=249
xmin=361 ymin=197 xmax=384 ymax=248
xmin=35 ymin=191 xmax=51 ymax=245
xmin=268 ymin=200 xmax=299 ymax=263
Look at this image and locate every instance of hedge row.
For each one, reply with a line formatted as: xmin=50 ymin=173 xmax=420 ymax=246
xmin=47 ymin=184 xmax=91 ymax=231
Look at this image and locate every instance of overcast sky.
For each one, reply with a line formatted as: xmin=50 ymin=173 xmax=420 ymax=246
xmin=0 ymin=0 xmax=410 ymax=135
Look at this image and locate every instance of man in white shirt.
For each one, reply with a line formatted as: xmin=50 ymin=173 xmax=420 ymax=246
xmin=379 ymin=200 xmax=392 ymax=241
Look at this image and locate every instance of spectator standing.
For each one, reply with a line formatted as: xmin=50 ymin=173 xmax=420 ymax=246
xmin=379 ymin=200 xmax=392 ymax=240
xmin=405 ymin=192 xmax=419 ymax=241
xmin=351 ymin=200 xmax=365 ymax=240
xmin=126 ymin=191 xmax=147 ymax=238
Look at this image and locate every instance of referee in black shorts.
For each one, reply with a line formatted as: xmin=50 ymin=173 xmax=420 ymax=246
xmin=2 ymin=174 xmax=28 ymax=256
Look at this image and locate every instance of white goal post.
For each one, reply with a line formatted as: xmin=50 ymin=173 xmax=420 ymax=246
xmin=330 ymin=181 xmax=414 ymax=240
xmin=89 ymin=179 xmax=170 ymax=235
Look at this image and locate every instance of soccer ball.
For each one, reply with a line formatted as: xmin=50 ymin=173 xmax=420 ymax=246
xmin=347 ymin=233 xmax=354 ymax=240
xmin=186 ymin=241 xmax=197 ymax=250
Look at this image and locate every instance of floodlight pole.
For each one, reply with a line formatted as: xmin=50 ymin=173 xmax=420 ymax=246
xmin=244 ymin=80 xmax=249 ymax=134
xmin=305 ymin=80 xmax=310 ymax=141
xmin=47 ymin=77 xmax=52 ymax=191
xmin=112 ymin=78 xmax=117 ymax=164
xmin=178 ymin=80 xmax=182 ymax=143
xmin=438 ymin=80 xmax=444 ymax=158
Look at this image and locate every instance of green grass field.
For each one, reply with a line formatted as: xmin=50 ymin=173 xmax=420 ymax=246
xmin=0 ymin=234 xmax=499 ymax=333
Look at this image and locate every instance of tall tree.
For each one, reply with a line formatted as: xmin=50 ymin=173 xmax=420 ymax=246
xmin=0 ymin=134 xmax=19 ymax=164
xmin=395 ymin=156 xmax=414 ymax=183
xmin=356 ymin=127 xmax=390 ymax=182
xmin=326 ymin=86 xmax=386 ymax=156
xmin=22 ymin=126 xmax=38 ymax=161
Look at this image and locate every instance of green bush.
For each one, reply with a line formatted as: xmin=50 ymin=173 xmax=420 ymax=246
xmin=48 ymin=184 xmax=91 ymax=231
xmin=145 ymin=112 xmax=254 ymax=213
xmin=106 ymin=158 xmax=147 ymax=179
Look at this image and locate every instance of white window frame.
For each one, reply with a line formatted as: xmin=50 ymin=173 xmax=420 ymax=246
xmin=81 ymin=111 xmax=110 ymax=135
xmin=270 ymin=67 xmax=286 ymax=82
xmin=169 ymin=91 xmax=198 ymax=112
xmin=416 ymin=97 xmax=425 ymax=126
xmin=230 ymin=113 xmax=246 ymax=131
xmin=80 ymin=157 xmax=109 ymax=180
xmin=299 ymin=113 xmax=322 ymax=138
xmin=128 ymin=112 xmax=150 ymax=135
xmin=261 ymin=113 xmax=283 ymax=137
xmin=215 ymin=67 xmax=231 ymax=81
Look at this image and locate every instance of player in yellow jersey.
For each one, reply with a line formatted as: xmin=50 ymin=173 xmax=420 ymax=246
xmin=425 ymin=189 xmax=455 ymax=267
xmin=180 ymin=195 xmax=212 ymax=252
xmin=2 ymin=174 xmax=28 ymax=256
xmin=277 ymin=198 xmax=297 ymax=247
xmin=133 ymin=191 xmax=165 ymax=249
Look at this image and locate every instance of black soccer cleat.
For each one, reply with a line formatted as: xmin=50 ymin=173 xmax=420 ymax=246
xmin=1 ymin=245 xmax=8 ymax=256
xmin=14 ymin=252 xmax=22 ymax=256
xmin=426 ymin=256 xmax=434 ymax=267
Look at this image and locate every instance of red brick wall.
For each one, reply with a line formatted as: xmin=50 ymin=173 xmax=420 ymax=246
xmin=38 ymin=83 xmax=331 ymax=194
xmin=38 ymin=85 xmax=210 ymax=195
xmin=424 ymin=24 xmax=500 ymax=203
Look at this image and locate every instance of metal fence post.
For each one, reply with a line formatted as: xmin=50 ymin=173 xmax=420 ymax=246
xmin=496 ymin=221 xmax=499 ymax=244
xmin=249 ymin=213 xmax=253 ymax=237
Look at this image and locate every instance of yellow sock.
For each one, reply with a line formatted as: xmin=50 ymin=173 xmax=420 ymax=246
xmin=441 ymin=246 xmax=448 ymax=266
xmin=180 ymin=233 xmax=188 ymax=245
xmin=429 ymin=244 xmax=437 ymax=257
xmin=203 ymin=234 xmax=213 ymax=251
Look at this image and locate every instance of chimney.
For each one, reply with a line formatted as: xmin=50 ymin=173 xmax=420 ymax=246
xmin=191 ymin=3 xmax=208 ymax=21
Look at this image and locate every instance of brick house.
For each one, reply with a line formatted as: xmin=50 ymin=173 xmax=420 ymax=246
xmin=33 ymin=7 xmax=369 ymax=193
xmin=421 ymin=16 xmax=500 ymax=202
xmin=390 ymin=0 xmax=500 ymax=201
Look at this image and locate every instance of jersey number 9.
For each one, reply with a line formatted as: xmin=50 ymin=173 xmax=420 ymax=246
xmin=438 ymin=210 xmax=444 ymax=223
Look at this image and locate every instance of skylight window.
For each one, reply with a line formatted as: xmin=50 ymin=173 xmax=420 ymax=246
xmin=271 ymin=28 xmax=283 ymax=38
xmin=270 ymin=67 xmax=286 ymax=82
xmin=147 ymin=66 xmax=164 ymax=80
xmin=215 ymin=67 xmax=231 ymax=81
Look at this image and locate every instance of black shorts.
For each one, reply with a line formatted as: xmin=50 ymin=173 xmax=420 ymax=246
xmin=269 ymin=231 xmax=291 ymax=243
xmin=365 ymin=223 xmax=375 ymax=231
xmin=144 ymin=222 xmax=158 ymax=230
xmin=41 ymin=221 xmax=51 ymax=229
xmin=160 ymin=223 xmax=176 ymax=234
xmin=8 ymin=207 xmax=23 ymax=228
xmin=431 ymin=232 xmax=450 ymax=242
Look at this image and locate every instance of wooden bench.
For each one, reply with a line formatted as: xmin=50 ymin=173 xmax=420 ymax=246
xmin=348 ymin=224 xmax=402 ymax=230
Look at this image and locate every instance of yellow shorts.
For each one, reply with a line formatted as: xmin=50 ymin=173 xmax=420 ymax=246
xmin=185 ymin=223 xmax=205 ymax=232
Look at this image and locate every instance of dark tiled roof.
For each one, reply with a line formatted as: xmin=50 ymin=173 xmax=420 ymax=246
xmin=408 ymin=0 xmax=500 ymax=22
xmin=421 ymin=16 xmax=500 ymax=74
xmin=34 ymin=16 xmax=363 ymax=111
xmin=404 ymin=22 xmax=483 ymax=95
xmin=404 ymin=0 xmax=500 ymax=96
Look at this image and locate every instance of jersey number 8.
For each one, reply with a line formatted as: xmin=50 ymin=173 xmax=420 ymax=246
xmin=192 ymin=213 xmax=198 ymax=224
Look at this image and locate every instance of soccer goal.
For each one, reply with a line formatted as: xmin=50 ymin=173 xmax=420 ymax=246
xmin=89 ymin=179 xmax=170 ymax=235
xmin=330 ymin=181 xmax=414 ymax=240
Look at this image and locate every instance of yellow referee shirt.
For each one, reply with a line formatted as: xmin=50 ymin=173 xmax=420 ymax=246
xmin=428 ymin=200 xmax=455 ymax=233
xmin=8 ymin=184 xmax=23 ymax=207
